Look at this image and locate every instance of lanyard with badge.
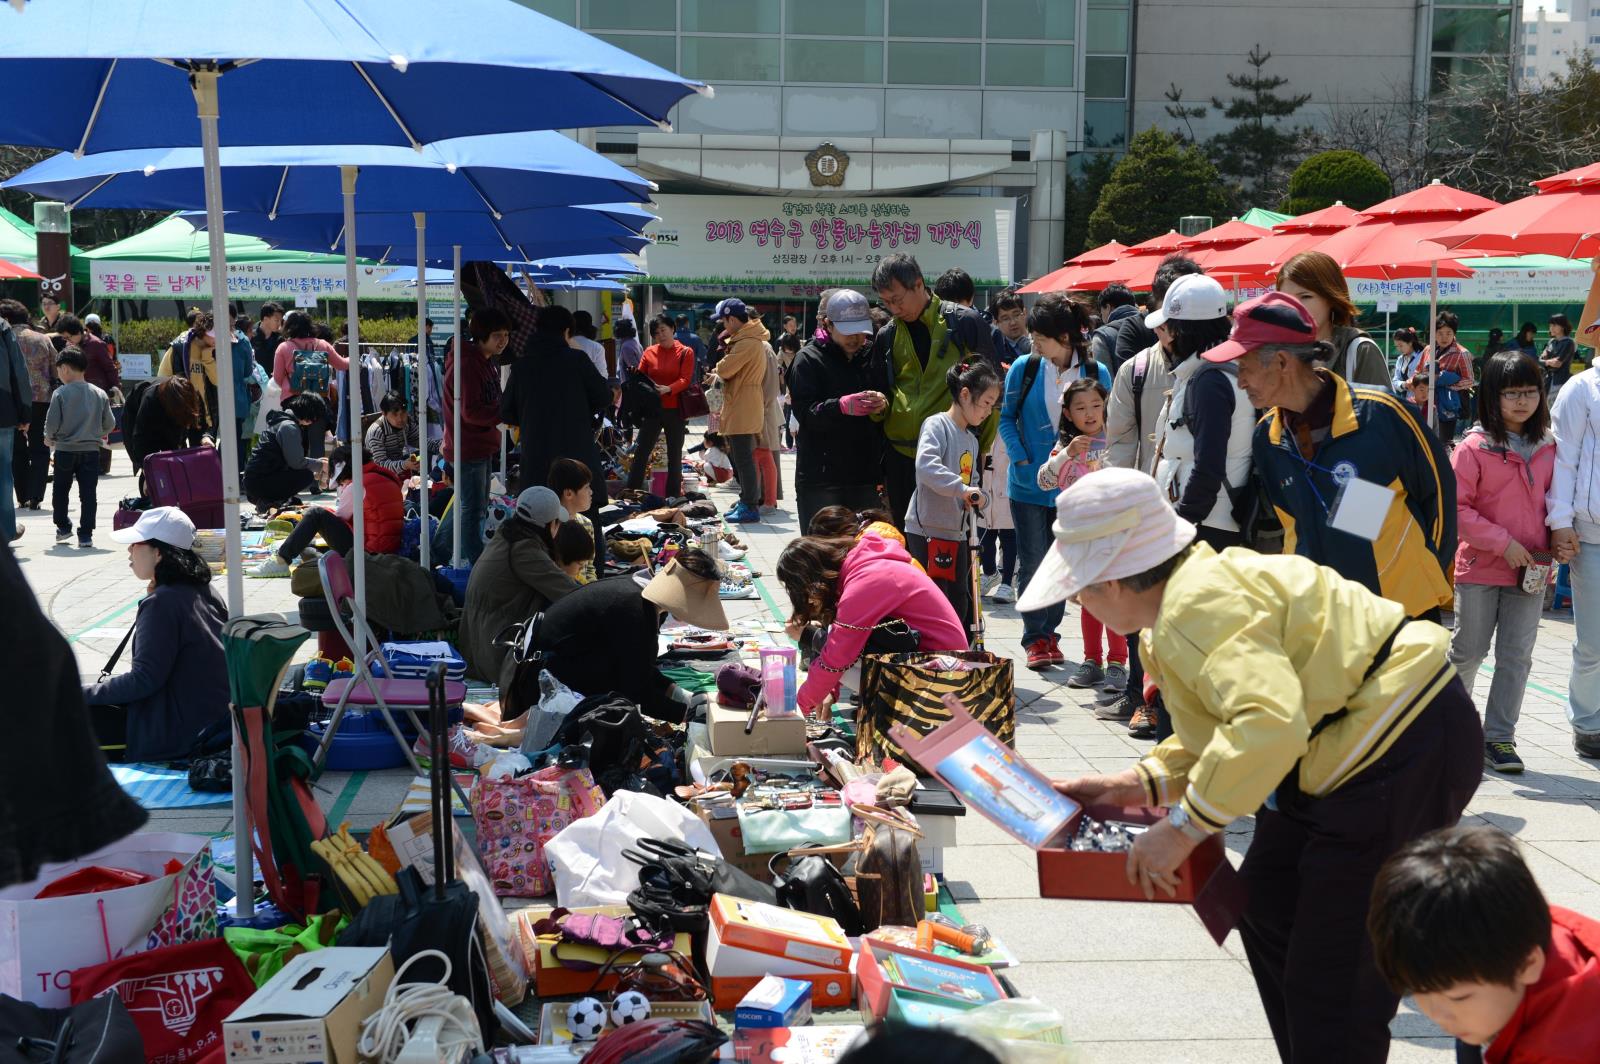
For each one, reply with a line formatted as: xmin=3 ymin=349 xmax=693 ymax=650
xmin=1286 ymin=443 xmax=1395 ymax=542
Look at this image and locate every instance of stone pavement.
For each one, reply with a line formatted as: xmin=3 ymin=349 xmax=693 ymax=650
xmin=20 ymin=445 xmax=1600 ymax=1061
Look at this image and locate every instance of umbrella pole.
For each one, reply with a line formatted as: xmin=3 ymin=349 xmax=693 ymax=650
xmin=343 ymin=166 xmax=367 ymax=615
xmin=452 ymin=246 xmax=463 ymax=569
xmin=193 ymin=68 xmax=251 ymax=920
xmin=414 ymin=214 xmax=430 ymax=571
xmin=1428 ymin=259 xmax=1439 ymax=434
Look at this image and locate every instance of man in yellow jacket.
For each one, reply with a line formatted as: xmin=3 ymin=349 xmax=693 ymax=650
xmin=711 ymin=297 xmax=770 ymax=523
xmin=1024 ymin=467 xmax=1480 ymax=1064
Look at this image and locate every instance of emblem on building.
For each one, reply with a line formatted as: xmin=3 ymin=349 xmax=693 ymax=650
xmin=806 ymin=143 xmax=849 ymax=187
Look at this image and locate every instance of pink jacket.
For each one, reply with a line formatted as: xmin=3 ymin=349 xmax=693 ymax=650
xmin=1452 ymin=426 xmax=1556 ymax=587
xmin=797 ymin=531 xmax=968 ymax=712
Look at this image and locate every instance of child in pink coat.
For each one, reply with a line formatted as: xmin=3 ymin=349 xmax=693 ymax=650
xmin=1450 ymin=351 xmax=1557 ymax=774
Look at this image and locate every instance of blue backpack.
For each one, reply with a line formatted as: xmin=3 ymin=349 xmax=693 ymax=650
xmin=288 ymin=341 xmax=331 ymax=395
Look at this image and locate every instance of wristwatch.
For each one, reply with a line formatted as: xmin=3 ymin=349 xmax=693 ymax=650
xmin=1167 ymin=804 xmax=1210 ymax=843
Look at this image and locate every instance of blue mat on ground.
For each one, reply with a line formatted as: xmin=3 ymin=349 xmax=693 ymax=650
xmin=111 ymin=763 xmax=229 ymax=809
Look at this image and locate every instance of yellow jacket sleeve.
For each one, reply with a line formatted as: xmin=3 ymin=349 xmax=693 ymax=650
xmin=714 ymin=337 xmax=762 ymax=384
xmin=1135 ymin=736 xmax=1197 ymax=807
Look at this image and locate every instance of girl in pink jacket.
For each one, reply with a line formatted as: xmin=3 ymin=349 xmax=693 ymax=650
xmin=779 ymin=530 xmax=967 ymax=715
xmin=1449 ymin=351 xmax=1556 ymax=774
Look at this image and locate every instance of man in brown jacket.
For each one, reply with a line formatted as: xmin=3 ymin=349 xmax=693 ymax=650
xmin=712 ymin=297 xmax=770 ymax=523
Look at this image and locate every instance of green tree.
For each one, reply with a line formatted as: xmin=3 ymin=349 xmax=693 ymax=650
xmin=1282 ymin=150 xmax=1392 ymax=214
xmin=1087 ymin=128 xmax=1231 ymax=246
xmin=1062 ymin=152 xmax=1117 ymax=258
xmin=1205 ymin=45 xmax=1311 ymax=208
xmin=1162 ymin=84 xmax=1207 ymax=144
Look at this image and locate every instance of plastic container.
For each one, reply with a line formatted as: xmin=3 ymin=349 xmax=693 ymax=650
xmin=300 ymin=711 xmax=410 ymax=771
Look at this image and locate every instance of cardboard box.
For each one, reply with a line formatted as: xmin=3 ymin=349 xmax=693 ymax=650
xmin=695 ymin=800 xmax=779 ymax=882
xmin=708 ymin=702 xmax=808 ymax=757
xmin=709 ymin=894 xmax=853 ymax=972
xmin=1036 ymin=804 xmax=1227 ymax=905
xmin=705 ymin=914 xmax=856 ymax=1008
xmin=223 ymin=947 xmax=394 ymax=1064
xmin=537 ymin=1000 xmax=714 ymax=1044
xmin=735 ymin=975 xmax=813 ymax=1029
xmin=856 ymin=938 xmax=1004 ymax=1021
xmin=514 ymin=905 xmax=693 ymax=998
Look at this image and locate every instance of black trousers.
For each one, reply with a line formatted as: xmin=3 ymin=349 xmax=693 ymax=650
xmin=796 ymin=481 xmax=884 ymax=535
xmin=13 ymin=402 xmax=50 ymax=503
xmin=627 ymin=407 xmax=687 ymax=497
xmin=726 ymin=432 xmax=762 ymax=510
xmin=277 ymin=506 xmax=354 ymax=562
xmin=906 ymin=531 xmax=974 ymax=637
xmin=1238 ymin=675 xmax=1482 ymax=1064
xmin=883 ymin=448 xmax=917 ymax=531
xmin=87 ymin=704 xmax=127 ymax=762
xmin=245 ymin=466 xmax=316 ymax=510
xmin=52 ymin=450 xmax=101 ymax=539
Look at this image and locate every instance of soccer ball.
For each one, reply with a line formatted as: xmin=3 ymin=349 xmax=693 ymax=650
xmin=565 ymin=997 xmax=608 ymax=1041
xmin=610 ymin=990 xmax=652 ymax=1027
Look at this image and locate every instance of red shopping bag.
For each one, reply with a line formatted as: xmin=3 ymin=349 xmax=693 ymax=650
xmin=70 ymin=937 xmax=254 ymax=1064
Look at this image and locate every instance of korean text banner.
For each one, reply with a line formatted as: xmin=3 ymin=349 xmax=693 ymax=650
xmin=643 ymin=194 xmax=1015 ymax=287
xmin=90 ymin=260 xmax=426 ymax=302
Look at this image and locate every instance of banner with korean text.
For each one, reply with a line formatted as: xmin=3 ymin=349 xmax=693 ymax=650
xmin=89 ymin=260 xmax=423 ymax=302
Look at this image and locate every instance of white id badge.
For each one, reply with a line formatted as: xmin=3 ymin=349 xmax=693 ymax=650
xmin=1326 ymin=477 xmax=1395 ymax=541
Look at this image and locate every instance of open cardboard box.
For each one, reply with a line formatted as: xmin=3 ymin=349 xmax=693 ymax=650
xmin=856 ymin=937 xmax=1005 ymax=1022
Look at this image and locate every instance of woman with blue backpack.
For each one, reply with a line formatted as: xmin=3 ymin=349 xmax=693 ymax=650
xmin=271 ymin=309 xmax=345 ymax=459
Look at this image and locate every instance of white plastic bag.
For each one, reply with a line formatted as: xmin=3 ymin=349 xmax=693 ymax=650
xmin=545 ymin=790 xmax=721 ymax=907
xmin=520 ymin=670 xmax=582 ymax=756
xmin=254 ymin=377 xmax=283 ymax=434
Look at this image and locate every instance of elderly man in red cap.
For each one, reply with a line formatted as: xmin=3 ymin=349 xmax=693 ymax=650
xmin=1033 ymin=466 xmax=1479 ymax=1064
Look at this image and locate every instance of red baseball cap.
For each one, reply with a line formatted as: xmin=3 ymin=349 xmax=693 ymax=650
xmin=1204 ymin=291 xmax=1318 ymax=363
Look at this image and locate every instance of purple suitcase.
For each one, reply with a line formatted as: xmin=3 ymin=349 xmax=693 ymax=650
xmin=142 ymin=446 xmax=225 ymax=528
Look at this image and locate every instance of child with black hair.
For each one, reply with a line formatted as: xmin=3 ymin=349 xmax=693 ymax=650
xmin=547 ymin=457 xmax=597 ymax=584
xmin=364 ymin=390 xmax=420 ymax=475
xmin=694 ymin=431 xmax=734 ymax=485
xmin=244 ymin=391 xmax=328 ymax=510
xmin=904 ymin=360 xmax=1000 ymax=631
xmin=1449 ymin=350 xmax=1555 ymax=774
xmin=1368 ymin=825 xmax=1600 ymax=1061
xmin=45 ymin=346 xmax=115 ymax=547
xmin=554 ymin=519 xmax=596 ymax=582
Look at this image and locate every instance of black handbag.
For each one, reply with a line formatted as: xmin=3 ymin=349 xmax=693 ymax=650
xmin=623 ymin=837 xmax=777 ymax=930
xmin=548 ymin=693 xmax=673 ymax=797
xmin=770 ymin=851 xmax=864 ymax=936
xmin=0 ymin=993 xmax=144 ymax=1063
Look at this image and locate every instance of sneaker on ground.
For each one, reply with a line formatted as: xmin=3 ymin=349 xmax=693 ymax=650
xmin=1127 ymin=705 xmax=1158 ymax=739
xmin=1024 ymin=637 xmax=1055 ymax=671
xmin=1094 ymin=694 xmax=1137 ymax=721
xmin=719 ymin=580 xmax=759 ymax=600
xmin=991 ymin=582 xmax=1017 ymax=604
xmin=55 ymin=528 xmax=72 ymax=545
xmin=1484 ymin=741 xmax=1524 ymax=774
xmin=718 ymin=541 xmax=747 ymax=562
xmin=412 ymin=725 xmax=478 ymax=770
xmin=727 ymin=503 xmax=762 ymax=523
xmin=979 ymin=573 xmax=1000 ymax=599
xmin=1101 ymin=662 xmax=1129 ymax=695
xmin=1067 ymin=660 xmax=1105 ymax=688
xmin=1046 ymin=633 xmax=1067 ymax=665
xmin=251 ymin=556 xmax=291 ymax=578
xmin=78 ymin=538 xmax=93 ymax=549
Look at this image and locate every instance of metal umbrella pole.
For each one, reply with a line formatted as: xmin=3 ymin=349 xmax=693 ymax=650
xmin=343 ymin=166 xmax=367 ymax=614
xmin=414 ymin=213 xmax=431 ymax=570
xmin=1427 ymin=259 xmax=1439 ymax=434
xmin=452 ymin=244 xmax=463 ymax=568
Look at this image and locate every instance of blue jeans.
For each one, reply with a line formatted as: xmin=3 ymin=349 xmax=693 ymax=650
xmin=1566 ymin=545 xmax=1600 ymax=737
xmin=1011 ymin=498 xmax=1063 ymax=645
xmin=456 ymin=458 xmax=490 ymax=564
xmin=0 ymin=427 xmax=14 ymax=541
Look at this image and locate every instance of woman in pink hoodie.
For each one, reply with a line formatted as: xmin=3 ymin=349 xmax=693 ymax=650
xmin=1450 ymin=351 xmax=1557 ymax=775
xmin=780 ymin=530 xmax=968 ymax=715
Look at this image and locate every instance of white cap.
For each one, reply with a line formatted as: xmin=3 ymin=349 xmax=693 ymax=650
xmin=514 ymin=486 xmax=569 ymax=525
xmin=822 ymin=290 xmax=874 ymax=336
xmin=1017 ymin=468 xmax=1197 ymax=611
xmin=1145 ymin=273 xmax=1229 ymax=330
xmin=84 ymin=313 xmax=102 ymax=326
xmin=108 ymin=506 xmax=198 ymax=550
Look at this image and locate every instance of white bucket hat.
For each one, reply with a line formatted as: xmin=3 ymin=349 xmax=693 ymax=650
xmin=1017 ymin=468 xmax=1197 ymax=611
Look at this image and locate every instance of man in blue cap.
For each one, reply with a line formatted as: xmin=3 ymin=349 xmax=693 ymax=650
xmin=710 ymin=297 xmax=771 ymax=523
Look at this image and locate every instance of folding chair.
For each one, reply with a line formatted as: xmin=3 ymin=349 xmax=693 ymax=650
xmin=311 ymin=551 xmax=467 ymax=786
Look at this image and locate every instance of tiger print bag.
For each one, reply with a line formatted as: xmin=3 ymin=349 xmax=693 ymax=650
xmin=856 ymin=650 xmax=1014 ymax=769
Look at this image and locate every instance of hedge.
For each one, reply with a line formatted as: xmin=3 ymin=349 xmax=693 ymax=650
xmin=111 ymin=316 xmax=422 ymax=356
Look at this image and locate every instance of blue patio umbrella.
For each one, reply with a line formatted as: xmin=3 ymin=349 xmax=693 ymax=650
xmin=0 ymin=0 xmax=701 ymax=920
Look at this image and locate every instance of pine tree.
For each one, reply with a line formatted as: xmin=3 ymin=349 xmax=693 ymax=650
xmin=1205 ymin=45 xmax=1310 ymax=207
xmin=1163 ymin=84 xmax=1207 ymax=144
xmin=1087 ymin=128 xmax=1232 ymax=246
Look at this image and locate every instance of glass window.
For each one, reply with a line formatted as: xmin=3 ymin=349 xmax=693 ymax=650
xmin=682 ymin=35 xmax=781 ymax=81
xmin=1432 ymin=7 xmax=1512 ymax=53
xmin=1430 ymin=54 xmax=1509 ymax=95
xmin=1084 ymin=101 xmax=1128 ymax=149
xmin=785 ymin=39 xmax=883 ymax=82
xmin=593 ymin=33 xmax=676 ymax=71
xmin=888 ymin=41 xmax=980 ymax=85
xmin=581 ymin=0 xmax=674 ymax=31
xmin=683 ymin=0 xmax=780 ymax=34
xmin=987 ymin=0 xmax=1075 ymax=41
xmin=512 ymin=0 xmax=575 ymax=22
xmin=985 ymin=44 xmax=1074 ymax=87
xmin=1086 ymin=9 xmax=1130 ymax=52
xmin=786 ymin=0 xmax=884 ymax=37
xmin=1084 ymin=56 xmax=1127 ymax=98
xmin=888 ymin=0 xmax=980 ymax=37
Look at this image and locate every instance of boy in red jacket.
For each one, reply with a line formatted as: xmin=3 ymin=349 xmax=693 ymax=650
xmin=1368 ymin=825 xmax=1600 ymax=1063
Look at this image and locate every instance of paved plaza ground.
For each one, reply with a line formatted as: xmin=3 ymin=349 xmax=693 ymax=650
xmin=20 ymin=446 xmax=1600 ymax=1061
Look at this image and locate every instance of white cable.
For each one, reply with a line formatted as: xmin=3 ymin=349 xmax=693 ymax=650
xmin=357 ymin=949 xmax=483 ymax=1064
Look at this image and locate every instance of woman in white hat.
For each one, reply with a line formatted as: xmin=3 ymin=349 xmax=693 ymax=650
xmin=81 ymin=507 xmax=229 ymax=763
xmin=1028 ymin=468 xmax=1480 ymax=1064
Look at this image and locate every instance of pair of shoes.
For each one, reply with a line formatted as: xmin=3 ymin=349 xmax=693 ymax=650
xmin=1024 ymin=637 xmax=1055 ymax=671
xmin=78 ymin=537 xmax=92 ymax=549
xmin=1483 ymin=741 xmax=1524 ymax=773
xmin=1046 ymin=633 xmax=1067 ymax=666
xmin=726 ymin=502 xmax=761 ymax=523
xmin=302 ymin=655 xmax=335 ymax=692
xmin=717 ymin=540 xmax=747 ymax=562
xmin=412 ymin=725 xmax=479 ymax=770
xmin=1094 ymin=694 xmax=1137 ymax=721
xmin=1102 ymin=662 xmax=1129 ymax=695
xmin=1068 ymin=660 xmax=1105 ymax=688
xmin=719 ymin=579 xmax=759 ymax=600
xmin=250 ymin=556 xmax=291 ymax=578
xmin=979 ymin=573 xmax=999 ymax=598
xmin=55 ymin=528 xmax=72 ymax=545
xmin=1575 ymin=732 xmax=1600 ymax=759
xmin=991 ymin=582 xmax=1017 ymax=604
xmin=1127 ymin=705 xmax=1158 ymax=738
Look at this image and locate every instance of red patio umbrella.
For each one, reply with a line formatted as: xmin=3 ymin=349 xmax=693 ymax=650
xmin=1067 ymin=229 xmax=1189 ymax=291
xmin=1107 ymin=218 xmax=1272 ymax=290
xmin=1433 ymin=180 xmax=1600 ymax=260
xmin=0 ymin=258 xmax=41 ymax=281
xmin=1533 ymin=161 xmax=1600 ymax=192
xmin=1018 ymin=240 xmax=1128 ymax=294
xmin=1202 ymin=203 xmax=1363 ymax=285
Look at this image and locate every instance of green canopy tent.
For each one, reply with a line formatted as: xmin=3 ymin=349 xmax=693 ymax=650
xmin=1238 ymin=207 xmax=1295 ymax=228
xmin=0 ymin=204 xmax=89 ymax=283
xmin=81 ymin=212 xmax=351 ymax=265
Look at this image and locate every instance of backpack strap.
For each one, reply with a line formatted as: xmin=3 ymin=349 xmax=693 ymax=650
xmin=1131 ymin=351 xmax=1150 ymax=439
xmin=1344 ymin=334 xmax=1366 ymax=382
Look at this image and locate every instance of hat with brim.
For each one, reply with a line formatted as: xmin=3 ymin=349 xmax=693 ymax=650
xmin=1017 ymin=468 xmax=1197 ymax=612
xmin=642 ymin=557 xmax=728 ymax=631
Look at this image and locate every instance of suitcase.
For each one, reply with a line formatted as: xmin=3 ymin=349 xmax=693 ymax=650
xmin=143 ymin=446 xmax=224 ymax=528
xmin=113 ymin=501 xmax=144 ymax=531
